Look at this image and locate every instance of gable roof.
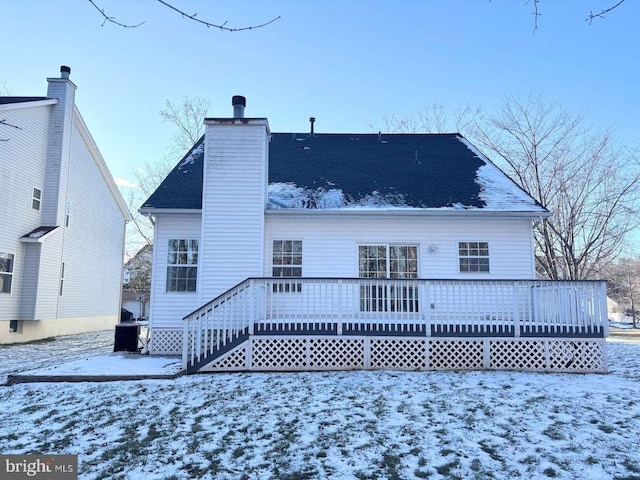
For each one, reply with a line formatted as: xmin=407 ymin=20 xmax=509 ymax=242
xmin=140 ymin=133 xmax=548 ymax=214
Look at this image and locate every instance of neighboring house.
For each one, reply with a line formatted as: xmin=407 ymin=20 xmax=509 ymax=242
xmin=122 ymin=244 xmax=151 ymax=319
xmin=0 ymin=66 xmax=130 ymax=344
xmin=140 ymin=96 xmax=609 ymax=373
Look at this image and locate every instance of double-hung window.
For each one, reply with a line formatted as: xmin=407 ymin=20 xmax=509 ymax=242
xmin=459 ymin=242 xmax=490 ymax=272
xmin=0 ymin=253 xmax=14 ymax=294
xmin=272 ymin=240 xmax=302 ymax=292
xmin=32 ymin=188 xmax=42 ymax=211
xmin=358 ymin=245 xmax=418 ymax=312
xmin=166 ymin=239 xmax=198 ymax=292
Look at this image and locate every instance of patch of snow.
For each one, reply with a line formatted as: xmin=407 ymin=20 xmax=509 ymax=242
xmin=28 ymin=229 xmax=48 ymax=239
xmin=458 ymin=136 xmax=547 ymax=212
xmin=267 ymin=183 xmax=410 ymax=210
xmin=178 ymin=142 xmax=204 ymax=170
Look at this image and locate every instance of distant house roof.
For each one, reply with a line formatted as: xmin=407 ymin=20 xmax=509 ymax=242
xmin=0 ymin=97 xmax=48 ymax=105
xmin=140 ymin=133 xmax=548 ymax=214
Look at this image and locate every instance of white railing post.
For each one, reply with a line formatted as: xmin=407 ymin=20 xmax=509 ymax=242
xmin=423 ymin=280 xmax=431 ymax=336
xmin=182 ymin=319 xmax=189 ymax=371
xmin=337 ymin=279 xmax=343 ymax=335
xmin=513 ymin=283 xmax=520 ymax=337
xmin=599 ymin=281 xmax=609 ymax=337
xmin=249 ymin=279 xmax=255 ymax=335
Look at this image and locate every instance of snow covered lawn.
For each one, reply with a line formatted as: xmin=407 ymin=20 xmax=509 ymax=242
xmin=0 ymin=337 xmax=638 ymax=479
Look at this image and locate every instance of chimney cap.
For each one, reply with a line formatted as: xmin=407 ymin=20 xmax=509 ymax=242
xmin=232 ymin=95 xmax=246 ymax=107
xmin=60 ymin=65 xmax=71 ymax=79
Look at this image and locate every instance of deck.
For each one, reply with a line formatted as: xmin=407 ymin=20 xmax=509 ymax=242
xmin=171 ymin=278 xmax=608 ymax=374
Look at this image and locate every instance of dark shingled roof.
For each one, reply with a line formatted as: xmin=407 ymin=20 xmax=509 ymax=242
xmin=141 ymin=132 xmax=545 ymax=212
xmin=0 ymin=97 xmax=48 ymax=105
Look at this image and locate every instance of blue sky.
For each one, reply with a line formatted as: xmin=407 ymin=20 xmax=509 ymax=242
xmin=2 ymin=0 xmax=639 ymax=191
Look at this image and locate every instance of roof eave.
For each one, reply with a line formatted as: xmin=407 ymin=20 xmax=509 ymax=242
xmin=138 ymin=207 xmax=202 ymax=215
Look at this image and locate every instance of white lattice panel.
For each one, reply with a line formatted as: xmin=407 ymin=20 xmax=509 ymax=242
xmin=428 ymin=339 xmax=484 ymax=370
xmin=150 ymin=329 xmax=182 ymax=355
xmin=309 ymin=338 xmax=365 ymax=368
xmin=252 ymin=338 xmax=307 ymax=369
xmin=370 ymin=339 xmax=427 ymax=369
xmin=548 ymin=340 xmax=606 ymax=372
xmin=203 ymin=345 xmax=248 ymax=371
xmin=490 ymin=340 xmax=546 ymax=370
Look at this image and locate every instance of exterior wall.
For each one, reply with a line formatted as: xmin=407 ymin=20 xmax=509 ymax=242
xmin=0 ymin=103 xmax=50 ymax=320
xmin=149 ymin=213 xmax=202 ymax=330
xmin=264 ymin=214 xmax=537 ymax=279
xmin=0 ymin=315 xmax=117 ymax=344
xmin=199 ymin=120 xmax=268 ymax=301
xmin=56 ymin=119 xmax=125 ymax=319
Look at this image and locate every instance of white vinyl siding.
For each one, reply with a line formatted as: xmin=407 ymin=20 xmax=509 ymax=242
xmin=0 ymin=104 xmax=50 ymax=320
xmin=55 ymin=119 xmax=126 ymax=318
xmin=199 ymin=121 xmax=268 ymax=300
xmin=149 ymin=214 xmax=202 ymax=329
xmin=265 ymin=215 xmax=536 ymax=280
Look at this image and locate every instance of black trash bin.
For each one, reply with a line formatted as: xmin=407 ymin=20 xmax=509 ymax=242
xmin=114 ymin=324 xmax=140 ymax=352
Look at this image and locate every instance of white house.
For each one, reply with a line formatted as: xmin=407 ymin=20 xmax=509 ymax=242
xmin=141 ymin=96 xmax=609 ymax=373
xmin=0 ymin=66 xmax=130 ymax=344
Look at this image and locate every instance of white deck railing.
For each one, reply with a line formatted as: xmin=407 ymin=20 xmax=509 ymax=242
xmin=183 ymin=278 xmax=609 ymax=370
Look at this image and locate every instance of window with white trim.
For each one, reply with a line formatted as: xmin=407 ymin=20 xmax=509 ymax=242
xmin=0 ymin=253 xmax=15 ymax=294
xmin=272 ymin=240 xmax=302 ymax=292
xmin=459 ymin=242 xmax=490 ymax=272
xmin=166 ymin=239 xmax=198 ymax=292
xmin=32 ymin=188 xmax=42 ymax=211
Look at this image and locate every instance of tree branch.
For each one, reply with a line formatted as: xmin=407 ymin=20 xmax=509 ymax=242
xmin=87 ymin=0 xmax=145 ymax=28
xmin=587 ymin=0 xmax=626 ymax=23
xmin=155 ymin=0 xmax=280 ymax=31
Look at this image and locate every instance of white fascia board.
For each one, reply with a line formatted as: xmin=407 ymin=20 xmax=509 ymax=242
xmin=0 ymin=99 xmax=57 ymax=111
xmin=73 ymin=107 xmax=131 ymax=221
xmin=265 ymin=209 xmax=552 ymax=220
xmin=138 ymin=208 xmax=202 ymax=215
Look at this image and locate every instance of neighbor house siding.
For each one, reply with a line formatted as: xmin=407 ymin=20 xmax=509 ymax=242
xmin=0 ymin=104 xmax=50 ymax=320
xmin=56 ymin=120 xmax=126 ymax=318
xmin=264 ymin=215 xmax=536 ymax=279
xmin=199 ymin=122 xmax=268 ymax=301
xmin=149 ymin=213 xmax=202 ymax=329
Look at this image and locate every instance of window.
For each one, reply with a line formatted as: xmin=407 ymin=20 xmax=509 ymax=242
xmin=59 ymin=262 xmax=65 ymax=296
xmin=272 ymin=240 xmax=302 ymax=292
xmin=32 ymin=188 xmax=41 ymax=211
xmin=9 ymin=320 xmax=21 ymax=333
xmin=459 ymin=242 xmax=490 ymax=272
xmin=0 ymin=253 xmax=14 ymax=294
xmin=65 ymin=201 xmax=71 ymax=227
xmin=166 ymin=239 xmax=198 ymax=292
xmin=359 ymin=245 xmax=418 ymax=279
xmin=359 ymin=245 xmax=418 ymax=312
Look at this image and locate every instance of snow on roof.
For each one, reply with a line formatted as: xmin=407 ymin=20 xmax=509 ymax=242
xmin=458 ymin=137 xmax=546 ymax=212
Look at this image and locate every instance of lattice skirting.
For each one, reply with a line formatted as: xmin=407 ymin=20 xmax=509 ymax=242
xmin=198 ymin=336 xmax=608 ymax=373
xmin=149 ymin=329 xmax=182 ymax=355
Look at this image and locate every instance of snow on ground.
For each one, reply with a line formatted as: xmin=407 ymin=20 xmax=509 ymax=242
xmin=1 ymin=335 xmax=640 ymax=479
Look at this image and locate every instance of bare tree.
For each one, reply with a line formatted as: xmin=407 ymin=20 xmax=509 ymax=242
xmin=369 ymin=103 xmax=479 ymax=135
xmin=87 ymin=0 xmax=279 ymax=31
xmin=469 ymin=92 xmax=640 ymax=280
xmin=124 ymin=96 xmax=211 ymax=255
